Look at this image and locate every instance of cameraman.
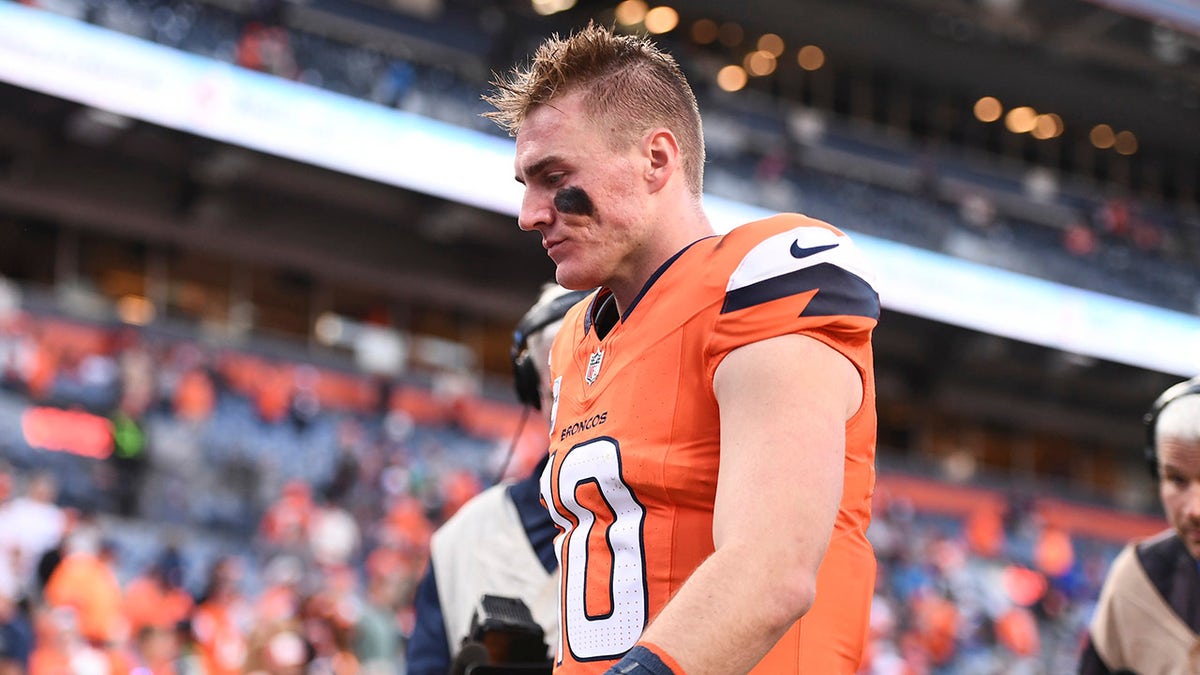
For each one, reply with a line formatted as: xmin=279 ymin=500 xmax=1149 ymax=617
xmin=1078 ymin=376 xmax=1200 ymax=674
xmin=406 ymin=284 xmax=588 ymax=675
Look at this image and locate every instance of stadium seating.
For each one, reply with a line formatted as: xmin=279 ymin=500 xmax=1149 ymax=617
xmin=29 ymin=0 xmax=1199 ymax=314
xmin=0 ymin=299 xmax=1169 ymax=673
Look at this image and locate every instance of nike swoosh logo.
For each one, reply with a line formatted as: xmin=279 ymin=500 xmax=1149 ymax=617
xmin=790 ymin=241 xmax=839 ymax=259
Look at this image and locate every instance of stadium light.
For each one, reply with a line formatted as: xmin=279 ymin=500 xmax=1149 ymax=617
xmin=614 ymin=0 xmax=647 ymax=26
xmin=1090 ymin=124 xmax=1116 ymax=149
xmin=717 ymin=65 xmax=748 ymax=91
xmin=531 ymin=0 xmax=576 ymax=15
xmin=973 ymin=96 xmax=1002 ymax=123
xmin=1004 ymin=106 xmax=1037 ymax=134
xmin=1031 ymin=113 xmax=1063 ymax=140
xmin=1115 ymin=130 xmax=1138 ymax=155
xmin=644 ymin=6 xmax=679 ymax=34
xmin=691 ymin=18 xmax=718 ymax=44
xmin=757 ymin=33 xmax=785 ymax=57
xmin=116 ymin=294 xmax=156 ymax=326
xmin=797 ymin=45 xmax=825 ymax=71
xmin=744 ymin=50 xmax=778 ymax=77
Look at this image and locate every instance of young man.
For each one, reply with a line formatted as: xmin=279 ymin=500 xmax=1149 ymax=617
xmin=1078 ymin=376 xmax=1200 ymax=674
xmin=407 ymin=284 xmax=589 ymax=675
xmin=484 ymin=23 xmax=880 ymax=675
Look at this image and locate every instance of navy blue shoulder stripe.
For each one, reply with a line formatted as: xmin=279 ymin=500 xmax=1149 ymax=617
xmin=721 ymin=262 xmax=880 ymax=319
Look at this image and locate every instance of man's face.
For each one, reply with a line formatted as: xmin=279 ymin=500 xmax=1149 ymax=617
xmin=1158 ymin=435 xmax=1200 ymax=559
xmin=514 ymin=93 xmax=648 ymax=292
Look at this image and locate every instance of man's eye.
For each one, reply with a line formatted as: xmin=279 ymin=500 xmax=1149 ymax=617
xmin=546 ymin=173 xmax=565 ymax=186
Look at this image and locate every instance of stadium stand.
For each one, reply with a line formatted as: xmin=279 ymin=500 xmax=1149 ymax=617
xmin=12 ymin=0 xmax=1198 ymax=312
xmin=0 ymin=298 xmax=1170 ymax=674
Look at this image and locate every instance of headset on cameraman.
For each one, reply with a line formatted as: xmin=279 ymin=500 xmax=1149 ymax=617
xmin=493 ymin=288 xmax=590 ymax=483
xmin=1143 ymin=375 xmax=1200 ymax=479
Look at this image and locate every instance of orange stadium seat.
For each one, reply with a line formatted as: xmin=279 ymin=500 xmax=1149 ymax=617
xmin=311 ymin=369 xmax=379 ymax=412
xmin=388 ymin=385 xmax=451 ymax=425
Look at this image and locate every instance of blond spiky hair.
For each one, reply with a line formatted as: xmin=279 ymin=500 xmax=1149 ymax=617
xmin=483 ymin=22 xmax=705 ymax=196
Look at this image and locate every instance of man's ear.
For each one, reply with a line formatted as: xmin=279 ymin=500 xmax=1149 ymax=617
xmin=644 ymin=128 xmax=680 ymax=192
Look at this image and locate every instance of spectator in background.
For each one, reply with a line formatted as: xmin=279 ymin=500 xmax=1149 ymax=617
xmin=406 ymin=284 xmax=589 ymax=675
xmin=110 ymin=404 xmax=149 ymax=517
xmin=355 ymin=556 xmax=402 ymax=675
xmin=0 ymin=581 xmax=32 ymax=675
xmin=1078 ymin=376 xmax=1200 ymax=674
xmin=0 ymin=471 xmax=67 ymax=599
xmin=307 ymin=496 xmax=361 ymax=571
xmin=1062 ymin=219 xmax=1098 ymax=258
xmin=0 ymin=463 xmax=10 ymax=506
xmin=0 ymin=466 xmax=17 ymax=620
xmin=1095 ymin=197 xmax=1132 ymax=239
xmin=129 ymin=624 xmax=180 ymax=675
xmin=261 ymin=480 xmax=315 ymax=556
xmin=433 ymin=468 xmax=482 ymax=523
xmin=115 ymin=328 xmax=156 ymax=417
xmin=173 ymin=616 xmax=206 ymax=675
xmin=174 ymin=365 xmax=215 ymax=425
xmin=18 ymin=326 xmax=57 ymax=403
xmin=192 ymin=556 xmax=251 ymax=675
xmin=377 ymin=496 xmax=433 ymax=575
xmin=243 ymin=555 xmax=307 ymax=675
xmin=123 ymin=550 xmax=195 ymax=639
xmin=28 ymin=605 xmax=110 ymax=675
xmin=42 ymin=534 xmax=126 ymax=651
xmin=255 ymin=365 xmax=294 ymax=425
xmin=298 ymin=566 xmax=360 ymax=674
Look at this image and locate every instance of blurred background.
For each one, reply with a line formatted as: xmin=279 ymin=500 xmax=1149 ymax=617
xmin=0 ymin=0 xmax=1196 ymax=672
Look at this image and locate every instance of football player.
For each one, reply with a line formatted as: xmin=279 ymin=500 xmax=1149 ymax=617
xmin=485 ymin=23 xmax=880 ymax=675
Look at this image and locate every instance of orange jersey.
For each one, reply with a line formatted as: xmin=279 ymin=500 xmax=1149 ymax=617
xmin=541 ymin=213 xmax=879 ymax=674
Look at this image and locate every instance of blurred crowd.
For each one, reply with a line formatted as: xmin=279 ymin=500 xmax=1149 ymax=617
xmin=862 ymin=488 xmax=1127 ymax=675
xmin=0 ymin=460 xmax=408 ymax=675
xmin=0 ymin=300 xmax=1155 ymax=675
xmin=0 ymin=304 xmax=548 ymax=675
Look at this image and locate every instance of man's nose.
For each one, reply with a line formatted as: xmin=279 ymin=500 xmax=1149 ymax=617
xmin=518 ymin=192 xmax=552 ymax=232
xmin=1184 ymin=482 xmax=1200 ymax=521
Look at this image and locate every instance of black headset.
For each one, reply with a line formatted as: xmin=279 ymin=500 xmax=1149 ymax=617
xmin=1142 ymin=375 xmax=1200 ymax=479
xmin=510 ymin=289 xmax=590 ymax=410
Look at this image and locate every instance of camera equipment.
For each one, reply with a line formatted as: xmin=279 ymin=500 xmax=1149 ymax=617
xmin=451 ymin=595 xmax=552 ymax=675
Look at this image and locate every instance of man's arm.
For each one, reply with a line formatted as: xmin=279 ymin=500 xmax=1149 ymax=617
xmin=406 ymin=562 xmax=453 ymax=675
xmin=628 ymin=333 xmax=862 ymax=675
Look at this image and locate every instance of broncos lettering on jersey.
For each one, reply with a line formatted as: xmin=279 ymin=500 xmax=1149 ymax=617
xmin=540 ymin=213 xmax=880 ymax=674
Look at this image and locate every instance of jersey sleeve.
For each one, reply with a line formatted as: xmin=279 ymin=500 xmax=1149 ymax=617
xmin=705 ymin=214 xmax=880 ymax=376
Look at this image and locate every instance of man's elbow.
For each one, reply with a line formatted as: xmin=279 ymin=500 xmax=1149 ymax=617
xmin=763 ymin=567 xmax=819 ymax=629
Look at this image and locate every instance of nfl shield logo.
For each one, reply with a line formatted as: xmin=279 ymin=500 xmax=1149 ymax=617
xmin=585 ymin=349 xmax=604 ymax=385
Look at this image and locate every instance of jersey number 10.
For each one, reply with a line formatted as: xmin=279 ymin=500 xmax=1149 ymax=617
xmin=541 ymin=437 xmax=649 ymax=661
